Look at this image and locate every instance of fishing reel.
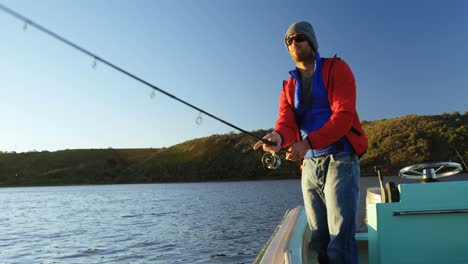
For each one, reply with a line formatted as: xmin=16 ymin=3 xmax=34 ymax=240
xmin=261 ymin=152 xmax=281 ymax=170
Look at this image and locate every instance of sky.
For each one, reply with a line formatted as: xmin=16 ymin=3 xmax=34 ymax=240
xmin=0 ymin=0 xmax=466 ymax=153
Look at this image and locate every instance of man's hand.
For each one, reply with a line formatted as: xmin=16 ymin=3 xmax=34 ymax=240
xmin=253 ymin=132 xmax=282 ymax=153
xmin=285 ymin=139 xmax=310 ymax=161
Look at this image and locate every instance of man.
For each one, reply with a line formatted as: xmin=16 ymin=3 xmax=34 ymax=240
xmin=253 ymin=21 xmax=368 ymax=263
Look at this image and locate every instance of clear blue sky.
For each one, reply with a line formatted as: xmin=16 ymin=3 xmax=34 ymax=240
xmin=0 ymin=0 xmax=466 ymax=152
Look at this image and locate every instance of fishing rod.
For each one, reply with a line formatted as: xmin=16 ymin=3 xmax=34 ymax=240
xmin=0 ymin=4 xmax=283 ymax=169
xmin=451 ymin=146 xmax=468 ymax=171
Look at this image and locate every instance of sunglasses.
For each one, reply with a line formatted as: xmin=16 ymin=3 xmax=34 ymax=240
xmin=286 ymin=34 xmax=307 ymax=46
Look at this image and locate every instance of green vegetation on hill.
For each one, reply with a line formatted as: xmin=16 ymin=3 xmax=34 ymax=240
xmin=360 ymin=112 xmax=467 ymax=175
xmin=0 ymin=112 xmax=466 ymax=186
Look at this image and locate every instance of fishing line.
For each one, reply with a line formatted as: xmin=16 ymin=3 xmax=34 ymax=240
xmin=0 ymin=4 xmax=282 ymax=154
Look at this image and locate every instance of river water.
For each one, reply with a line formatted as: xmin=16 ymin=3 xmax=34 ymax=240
xmin=0 ymin=180 xmax=302 ymax=263
xmin=1 ymin=174 xmax=467 ymax=263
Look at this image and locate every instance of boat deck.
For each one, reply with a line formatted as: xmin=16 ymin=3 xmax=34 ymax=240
xmin=306 ymin=233 xmax=369 ymax=264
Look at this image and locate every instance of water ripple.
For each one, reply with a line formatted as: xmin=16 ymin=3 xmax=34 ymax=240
xmin=0 ymin=180 xmax=304 ymax=263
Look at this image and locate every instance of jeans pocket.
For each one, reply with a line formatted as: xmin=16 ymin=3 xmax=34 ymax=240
xmin=331 ymin=152 xmax=355 ymax=164
xmin=329 ymin=152 xmax=360 ymax=191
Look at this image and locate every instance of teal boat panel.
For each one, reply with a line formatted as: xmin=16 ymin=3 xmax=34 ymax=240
xmin=367 ymin=181 xmax=468 ymax=264
xmin=287 ymin=207 xmax=309 ymax=263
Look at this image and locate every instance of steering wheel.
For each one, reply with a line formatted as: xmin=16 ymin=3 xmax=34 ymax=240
xmin=399 ymin=162 xmax=462 ymax=180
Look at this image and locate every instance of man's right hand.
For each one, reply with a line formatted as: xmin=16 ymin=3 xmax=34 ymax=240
xmin=252 ymin=132 xmax=282 ymax=153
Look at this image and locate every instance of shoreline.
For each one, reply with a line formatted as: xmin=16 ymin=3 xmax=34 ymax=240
xmin=1 ymin=173 xmax=467 ymax=188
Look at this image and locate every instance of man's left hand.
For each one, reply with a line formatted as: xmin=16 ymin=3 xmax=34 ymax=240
xmin=286 ymin=139 xmax=311 ymax=161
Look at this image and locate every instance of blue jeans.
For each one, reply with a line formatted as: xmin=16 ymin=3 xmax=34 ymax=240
xmin=301 ymin=152 xmax=360 ymax=264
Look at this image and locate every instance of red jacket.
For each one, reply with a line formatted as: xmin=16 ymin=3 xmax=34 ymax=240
xmin=274 ymin=56 xmax=368 ymax=156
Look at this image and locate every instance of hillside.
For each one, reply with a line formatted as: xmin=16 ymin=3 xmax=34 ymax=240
xmin=0 ymin=112 xmax=466 ymax=186
xmin=359 ymin=112 xmax=467 ymax=174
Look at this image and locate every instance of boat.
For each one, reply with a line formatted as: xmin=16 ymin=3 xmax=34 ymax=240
xmin=253 ymin=162 xmax=467 ymax=264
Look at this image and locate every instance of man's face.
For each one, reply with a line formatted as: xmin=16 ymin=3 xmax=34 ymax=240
xmin=286 ymin=34 xmax=314 ymax=63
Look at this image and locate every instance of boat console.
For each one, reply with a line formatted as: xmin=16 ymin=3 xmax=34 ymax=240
xmin=367 ymin=162 xmax=467 ymax=264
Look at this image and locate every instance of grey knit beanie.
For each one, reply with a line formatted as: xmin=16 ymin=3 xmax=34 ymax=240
xmin=285 ymin=21 xmax=318 ymax=51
